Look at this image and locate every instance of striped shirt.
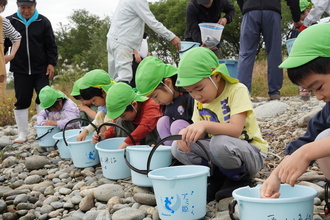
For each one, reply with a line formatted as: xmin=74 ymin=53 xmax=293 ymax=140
xmin=2 ymin=16 xmax=21 ymax=42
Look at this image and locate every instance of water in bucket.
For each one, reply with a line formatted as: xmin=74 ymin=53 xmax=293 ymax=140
xmin=67 ymin=134 xmax=99 ymax=168
xmin=126 ymin=145 xmax=172 ymax=187
xmin=198 ymin=23 xmax=224 ymax=47
xmin=95 ymin=137 xmax=131 ymax=180
xmin=231 ymin=184 xmax=317 ymax=220
xmin=148 ymin=165 xmax=210 ymax=220
xmin=53 ymin=129 xmax=83 ymax=159
xmin=179 ymin=41 xmax=200 ymax=59
xmin=35 ymin=125 xmax=61 ymax=147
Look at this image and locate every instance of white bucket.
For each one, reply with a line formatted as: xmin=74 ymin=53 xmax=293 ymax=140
xmin=179 ymin=41 xmax=200 ymax=59
xmin=148 ymin=165 xmax=210 ymax=220
xmin=67 ymin=134 xmax=99 ymax=168
xmin=126 ymin=145 xmax=172 ymax=187
xmin=52 ymin=129 xmax=83 ymax=159
xmin=285 ymin=38 xmax=296 ymax=55
xmin=198 ymin=23 xmax=224 ymax=47
xmin=230 ymin=184 xmax=317 ymax=220
xmin=35 ymin=125 xmax=61 ymax=147
xmin=95 ymin=137 xmax=131 ymax=180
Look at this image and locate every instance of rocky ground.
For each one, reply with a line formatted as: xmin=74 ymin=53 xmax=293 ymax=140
xmin=0 ymin=95 xmax=330 ymax=220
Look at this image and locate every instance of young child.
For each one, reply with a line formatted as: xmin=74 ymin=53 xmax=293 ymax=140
xmin=260 ymin=24 xmax=330 ymax=207
xmin=37 ymin=86 xmax=80 ymax=129
xmin=93 ymin=82 xmax=162 ymax=149
xmin=135 ymin=56 xmax=194 ymax=145
xmin=70 ymin=77 xmax=98 ymax=126
xmin=172 ymin=47 xmax=268 ymax=202
xmin=75 ymin=69 xmax=116 ymax=141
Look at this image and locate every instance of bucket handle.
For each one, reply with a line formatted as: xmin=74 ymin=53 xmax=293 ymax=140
xmin=228 ymin=199 xmax=239 ymax=220
xmin=36 ymin=127 xmax=56 ymax=140
xmin=146 ymin=134 xmax=214 ymax=175
xmin=178 ymin=44 xmax=199 ymax=54
xmin=96 ymin=122 xmax=136 ymax=145
xmin=62 ymin=118 xmax=98 ymax=146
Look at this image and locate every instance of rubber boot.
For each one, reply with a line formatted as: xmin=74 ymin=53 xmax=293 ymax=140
xmin=215 ymin=165 xmax=253 ymax=201
xmin=13 ymin=109 xmax=29 ymax=144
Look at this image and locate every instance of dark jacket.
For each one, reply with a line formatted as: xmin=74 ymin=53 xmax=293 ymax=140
xmin=286 ymin=102 xmax=330 ymax=155
xmin=5 ymin=13 xmax=58 ymax=75
xmin=237 ymin=0 xmax=301 ymax=22
xmin=185 ymin=0 xmax=235 ymax=43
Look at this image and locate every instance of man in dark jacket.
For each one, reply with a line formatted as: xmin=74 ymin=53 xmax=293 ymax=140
xmin=5 ymin=0 xmax=58 ymax=143
xmin=184 ymin=0 xmax=235 ymax=57
xmin=236 ymin=0 xmax=301 ymax=100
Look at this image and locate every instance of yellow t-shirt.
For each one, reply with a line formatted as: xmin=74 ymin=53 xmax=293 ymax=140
xmin=192 ymin=82 xmax=268 ymax=154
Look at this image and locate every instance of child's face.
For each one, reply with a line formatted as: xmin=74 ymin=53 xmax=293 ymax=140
xmin=90 ymin=96 xmax=105 ymax=107
xmin=148 ymin=88 xmax=173 ymax=105
xmin=183 ymin=75 xmax=221 ymax=104
xmin=81 ymin=99 xmax=93 ymax=106
xmin=47 ymin=99 xmax=63 ymax=112
xmin=119 ymin=109 xmax=136 ymax=121
xmin=298 ymin=72 xmax=330 ymax=102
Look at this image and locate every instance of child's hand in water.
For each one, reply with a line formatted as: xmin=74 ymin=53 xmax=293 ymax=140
xmin=92 ymin=133 xmax=105 ymax=144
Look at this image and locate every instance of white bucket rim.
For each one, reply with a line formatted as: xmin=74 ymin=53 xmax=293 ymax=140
xmin=233 ymin=184 xmax=317 ymax=203
xmin=67 ymin=135 xmax=93 ymax=145
xmin=52 ymin=129 xmax=82 ymax=140
xmin=198 ymin=22 xmax=224 ymax=30
xmin=148 ymin=165 xmax=209 ymax=181
xmin=95 ymin=137 xmax=126 ymax=152
xmin=126 ymin=145 xmax=171 ymax=152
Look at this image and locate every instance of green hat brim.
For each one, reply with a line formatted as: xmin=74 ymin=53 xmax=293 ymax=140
xmin=279 ymin=55 xmax=318 ymax=69
xmin=107 ymin=95 xmax=148 ymax=119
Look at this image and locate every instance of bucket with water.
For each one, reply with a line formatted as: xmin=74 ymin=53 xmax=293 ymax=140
xmin=198 ymin=23 xmax=224 ymax=47
xmin=179 ymin=41 xmax=200 ymax=59
xmin=285 ymin=38 xmax=296 ymax=55
xmin=95 ymin=137 xmax=131 ymax=180
xmin=35 ymin=125 xmax=61 ymax=147
xmin=229 ymin=184 xmax=317 ymax=220
xmin=148 ymin=165 xmax=210 ymax=219
xmin=53 ymin=129 xmax=83 ymax=159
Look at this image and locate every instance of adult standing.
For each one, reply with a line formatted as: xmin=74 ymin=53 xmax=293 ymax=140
xmin=184 ymin=0 xmax=235 ymax=58
xmin=303 ymin=0 xmax=330 ymax=28
xmin=236 ymin=0 xmax=301 ymax=100
xmin=5 ymin=0 xmax=58 ymax=143
xmin=107 ymin=0 xmax=181 ymax=85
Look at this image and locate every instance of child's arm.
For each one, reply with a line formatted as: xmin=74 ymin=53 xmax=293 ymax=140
xmin=79 ymin=105 xmax=97 ymax=120
xmin=37 ymin=110 xmax=48 ymax=126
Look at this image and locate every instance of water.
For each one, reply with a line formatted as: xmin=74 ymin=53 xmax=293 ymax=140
xmin=204 ymin=36 xmax=220 ymax=47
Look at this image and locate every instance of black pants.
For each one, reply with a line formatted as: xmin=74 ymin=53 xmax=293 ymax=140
xmin=14 ymin=72 xmax=49 ymax=109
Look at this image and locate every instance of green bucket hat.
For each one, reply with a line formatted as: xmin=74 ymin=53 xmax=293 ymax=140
xmin=176 ymin=47 xmax=238 ymax=87
xmin=39 ymin=86 xmax=67 ymax=109
xmin=299 ymin=0 xmax=311 ymax=12
xmin=135 ymin=56 xmax=178 ymax=96
xmin=279 ymin=23 xmax=330 ymax=69
xmin=70 ymin=78 xmax=83 ymax=97
xmin=106 ymin=82 xmax=148 ymax=119
xmin=79 ymin=69 xmax=116 ymax=92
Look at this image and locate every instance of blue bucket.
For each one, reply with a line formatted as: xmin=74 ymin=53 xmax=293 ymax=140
xmin=148 ymin=165 xmax=210 ymax=219
xmin=219 ymin=59 xmax=238 ymax=79
xmin=179 ymin=41 xmax=200 ymax=59
xmin=67 ymin=134 xmax=99 ymax=168
xmin=285 ymin=38 xmax=296 ymax=55
xmin=52 ymin=129 xmax=83 ymax=159
xmin=126 ymin=145 xmax=172 ymax=187
xmin=35 ymin=125 xmax=61 ymax=147
xmin=230 ymin=184 xmax=317 ymax=220
xmin=95 ymin=137 xmax=131 ymax=180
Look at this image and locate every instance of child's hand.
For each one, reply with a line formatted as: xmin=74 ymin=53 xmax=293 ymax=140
xmin=118 ymin=141 xmax=129 ymax=149
xmin=260 ymin=173 xmax=281 ymax=198
xmin=180 ymin=123 xmax=205 ymax=143
xmin=92 ymin=133 xmax=105 ymax=144
xmin=176 ymin=140 xmax=191 ymax=152
xmin=76 ymin=130 xmax=88 ymax=141
xmin=78 ymin=105 xmax=89 ymax=112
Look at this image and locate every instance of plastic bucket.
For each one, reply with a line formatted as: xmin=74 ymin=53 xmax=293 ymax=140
xmin=67 ymin=134 xmax=99 ymax=168
xmin=148 ymin=165 xmax=210 ymax=220
xmin=219 ymin=60 xmax=238 ymax=78
xmin=95 ymin=137 xmax=131 ymax=180
xmin=230 ymin=184 xmax=317 ymax=220
xmin=179 ymin=41 xmax=200 ymax=59
xmin=198 ymin=23 xmax=224 ymax=47
xmin=285 ymin=38 xmax=296 ymax=55
xmin=126 ymin=145 xmax=172 ymax=187
xmin=52 ymin=129 xmax=83 ymax=159
xmin=35 ymin=125 xmax=61 ymax=147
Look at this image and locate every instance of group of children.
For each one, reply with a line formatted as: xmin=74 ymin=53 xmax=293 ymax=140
xmin=33 ymin=16 xmax=330 ymax=206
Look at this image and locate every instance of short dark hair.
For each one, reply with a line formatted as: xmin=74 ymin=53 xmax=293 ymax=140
xmin=0 ymin=0 xmax=7 ymax=9
xmin=288 ymin=57 xmax=330 ymax=85
xmin=80 ymin=87 xmax=103 ymax=100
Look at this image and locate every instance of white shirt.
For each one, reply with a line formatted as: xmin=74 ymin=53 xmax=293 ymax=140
xmin=303 ymin=0 xmax=330 ymax=26
xmin=107 ymin=0 xmax=175 ymax=50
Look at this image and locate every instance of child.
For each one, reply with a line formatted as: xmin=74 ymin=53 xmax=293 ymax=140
xmin=37 ymin=86 xmax=80 ymax=129
xmin=135 ymin=56 xmax=194 ymax=145
xmin=93 ymin=82 xmax=162 ymax=149
xmin=172 ymin=47 xmax=268 ymax=202
xmin=260 ymin=23 xmax=330 ymax=207
xmin=75 ymin=69 xmax=116 ymax=141
xmin=70 ymin=77 xmax=98 ymax=126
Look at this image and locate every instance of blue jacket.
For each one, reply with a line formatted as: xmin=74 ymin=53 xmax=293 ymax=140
xmin=286 ymin=102 xmax=330 ymax=155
